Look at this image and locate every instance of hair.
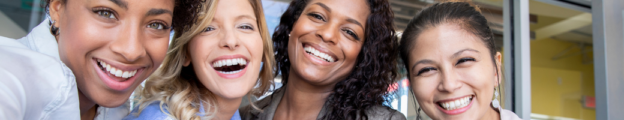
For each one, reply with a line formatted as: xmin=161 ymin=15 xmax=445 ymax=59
xmin=135 ymin=0 xmax=275 ymax=119
xmin=43 ymin=0 xmax=202 ymax=34
xmin=398 ymin=1 xmax=500 ymax=119
xmin=272 ymin=0 xmax=398 ymax=119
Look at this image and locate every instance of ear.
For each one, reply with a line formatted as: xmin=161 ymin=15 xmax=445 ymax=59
xmin=48 ymin=0 xmax=64 ymax=27
xmin=183 ymin=51 xmax=191 ymax=67
xmin=494 ymin=52 xmax=502 ymax=87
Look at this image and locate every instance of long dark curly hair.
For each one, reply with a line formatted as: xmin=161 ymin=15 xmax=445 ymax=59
xmin=43 ymin=0 xmax=203 ymax=33
xmin=273 ymin=0 xmax=398 ymax=119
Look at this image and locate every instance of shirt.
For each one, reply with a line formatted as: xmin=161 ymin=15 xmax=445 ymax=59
xmin=123 ymin=101 xmax=242 ymax=120
xmin=0 ymin=27 xmax=80 ymax=119
xmin=0 ymin=19 xmax=130 ymax=120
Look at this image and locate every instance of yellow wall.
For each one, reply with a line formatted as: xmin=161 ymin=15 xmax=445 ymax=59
xmin=531 ymin=38 xmax=595 ymax=120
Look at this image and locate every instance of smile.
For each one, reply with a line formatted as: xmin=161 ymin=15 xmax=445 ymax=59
xmin=304 ymin=46 xmax=337 ymax=62
xmin=98 ymin=59 xmax=137 ymax=79
xmin=212 ymin=58 xmax=248 ymax=74
xmin=438 ymin=95 xmax=474 ymax=111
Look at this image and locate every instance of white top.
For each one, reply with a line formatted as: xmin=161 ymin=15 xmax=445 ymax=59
xmin=0 ymin=19 xmax=130 ymax=120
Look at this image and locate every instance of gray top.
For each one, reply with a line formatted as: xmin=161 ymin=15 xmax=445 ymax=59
xmin=240 ymin=87 xmax=406 ymax=120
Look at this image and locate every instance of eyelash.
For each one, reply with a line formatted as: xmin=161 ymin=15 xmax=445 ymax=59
xmin=92 ymin=7 xmax=117 ymax=20
xmin=238 ymin=24 xmax=254 ymax=30
xmin=307 ymin=13 xmax=326 ymax=22
xmin=342 ymin=28 xmax=360 ymax=40
xmin=416 ymin=67 xmax=437 ymax=76
xmin=147 ymin=21 xmax=170 ymax=30
xmin=203 ymin=26 xmax=215 ymax=32
xmin=456 ymin=58 xmax=476 ymax=65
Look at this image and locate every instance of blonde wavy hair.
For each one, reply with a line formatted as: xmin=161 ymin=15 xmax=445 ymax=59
xmin=135 ymin=0 xmax=274 ymax=119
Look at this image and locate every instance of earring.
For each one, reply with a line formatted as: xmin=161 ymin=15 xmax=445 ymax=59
xmin=492 ymin=88 xmax=501 ymax=109
xmin=288 ymin=34 xmax=291 ymax=37
xmin=50 ymin=20 xmax=59 ymax=36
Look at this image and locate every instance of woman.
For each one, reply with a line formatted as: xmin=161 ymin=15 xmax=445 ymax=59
xmin=240 ymin=0 xmax=405 ymax=119
xmin=124 ymin=0 xmax=274 ymax=119
xmin=398 ymin=1 xmax=521 ymax=120
xmin=0 ymin=0 xmax=200 ymax=119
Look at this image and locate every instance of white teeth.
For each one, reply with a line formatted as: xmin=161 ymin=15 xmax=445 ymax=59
xmin=439 ymin=96 xmax=472 ymax=110
xmin=98 ymin=59 xmax=138 ymax=79
xmin=212 ymin=58 xmax=248 ymax=68
xmin=217 ymin=69 xmax=244 ymax=74
xmin=304 ymin=46 xmax=335 ymax=62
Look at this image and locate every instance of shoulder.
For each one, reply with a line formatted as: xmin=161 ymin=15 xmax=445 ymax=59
xmin=0 ymin=37 xmax=79 ymax=120
xmin=500 ymin=109 xmax=522 ymax=120
xmin=123 ymin=101 xmax=173 ymax=120
xmin=364 ymin=105 xmax=407 ymax=120
xmin=240 ymin=88 xmax=284 ymax=120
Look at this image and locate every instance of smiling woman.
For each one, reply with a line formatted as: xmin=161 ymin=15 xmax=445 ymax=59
xmin=0 ymin=0 xmax=201 ymax=119
xmin=239 ymin=0 xmax=404 ymax=120
xmin=398 ymin=1 xmax=521 ymax=120
xmin=125 ymin=0 xmax=275 ymax=119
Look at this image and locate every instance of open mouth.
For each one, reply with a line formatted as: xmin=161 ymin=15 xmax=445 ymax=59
xmin=304 ymin=46 xmax=337 ymax=62
xmin=438 ymin=95 xmax=474 ymax=111
xmin=212 ymin=58 xmax=248 ymax=74
xmin=97 ymin=59 xmax=137 ymax=79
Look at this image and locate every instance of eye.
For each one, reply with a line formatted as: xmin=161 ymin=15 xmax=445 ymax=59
xmin=92 ymin=8 xmax=117 ymax=20
xmin=456 ymin=58 xmax=476 ymax=65
xmin=203 ymin=26 xmax=216 ymax=32
xmin=238 ymin=24 xmax=254 ymax=30
xmin=307 ymin=13 xmax=326 ymax=22
xmin=147 ymin=22 xmax=169 ymax=30
xmin=342 ymin=28 xmax=360 ymax=40
xmin=416 ymin=67 xmax=437 ymax=76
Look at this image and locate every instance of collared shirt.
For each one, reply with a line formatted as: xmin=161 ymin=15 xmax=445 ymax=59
xmin=0 ymin=19 xmax=130 ymax=120
xmin=0 ymin=23 xmax=80 ymax=119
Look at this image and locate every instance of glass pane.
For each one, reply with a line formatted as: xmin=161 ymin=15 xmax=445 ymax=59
xmin=528 ymin=0 xmax=595 ymax=119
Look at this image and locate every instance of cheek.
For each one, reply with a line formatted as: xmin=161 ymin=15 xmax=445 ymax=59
xmin=143 ymin=37 xmax=170 ymax=66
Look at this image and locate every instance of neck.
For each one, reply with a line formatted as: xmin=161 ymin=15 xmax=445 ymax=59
xmin=214 ymin=96 xmax=242 ymax=120
xmin=78 ymin=90 xmax=97 ymax=120
xmin=275 ymin=72 xmax=334 ymax=119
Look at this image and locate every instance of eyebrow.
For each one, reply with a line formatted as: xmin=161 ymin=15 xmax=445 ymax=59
xmin=346 ymin=18 xmax=364 ymax=30
xmin=315 ymin=3 xmax=331 ymax=12
xmin=411 ymin=59 xmax=435 ymax=73
xmin=451 ymin=48 xmax=480 ymax=59
xmin=145 ymin=9 xmax=173 ymax=17
xmin=109 ymin=0 xmax=128 ymax=9
xmin=236 ymin=15 xmax=257 ymax=21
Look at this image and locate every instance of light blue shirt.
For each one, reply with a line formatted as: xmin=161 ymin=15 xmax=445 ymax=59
xmin=124 ymin=101 xmax=242 ymax=120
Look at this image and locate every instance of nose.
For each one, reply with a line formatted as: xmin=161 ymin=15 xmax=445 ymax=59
xmin=437 ymin=68 xmax=462 ymax=92
xmin=315 ymin=23 xmax=339 ymax=45
xmin=110 ymin=24 xmax=146 ymax=62
xmin=219 ymin=28 xmax=239 ymax=50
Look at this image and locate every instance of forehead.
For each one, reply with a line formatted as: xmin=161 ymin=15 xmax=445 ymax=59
xmin=214 ymin=0 xmax=255 ymax=20
xmin=86 ymin=0 xmax=175 ymax=9
xmin=411 ymin=24 xmax=485 ymax=58
xmin=306 ymin=0 xmax=370 ymax=23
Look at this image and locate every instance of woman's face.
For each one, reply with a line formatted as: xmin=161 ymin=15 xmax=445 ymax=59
xmin=288 ymin=0 xmax=369 ymax=86
xmin=186 ymin=0 xmax=264 ymax=100
xmin=407 ymin=24 xmax=502 ymax=119
xmin=49 ymin=0 xmax=173 ymax=107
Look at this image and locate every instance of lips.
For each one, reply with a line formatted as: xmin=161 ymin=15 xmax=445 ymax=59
xmin=302 ymin=43 xmax=338 ymax=64
xmin=94 ymin=58 xmax=142 ymax=91
xmin=436 ymin=95 xmax=474 ymax=115
xmin=210 ymin=55 xmax=249 ymax=79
